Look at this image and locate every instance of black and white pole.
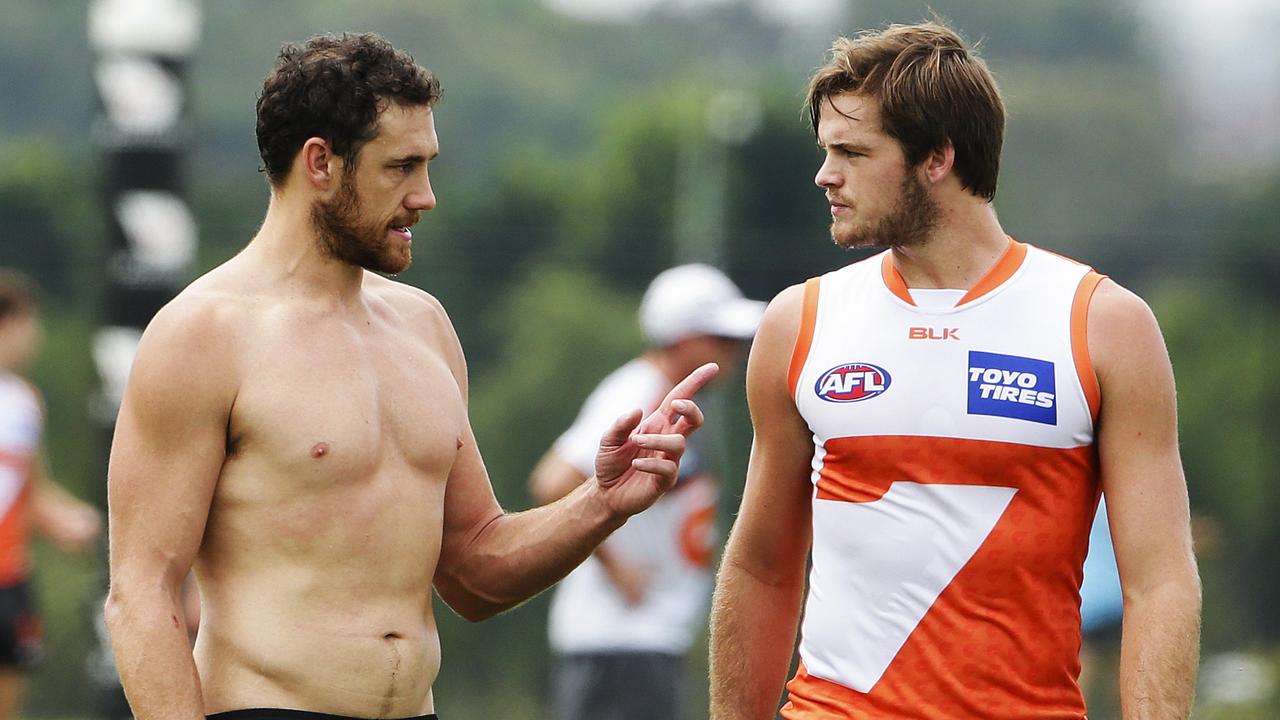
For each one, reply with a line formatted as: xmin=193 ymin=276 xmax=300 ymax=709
xmin=88 ymin=1 xmax=200 ymax=715
xmin=89 ymin=0 xmax=200 ymax=434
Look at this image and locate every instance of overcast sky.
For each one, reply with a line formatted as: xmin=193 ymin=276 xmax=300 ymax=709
xmin=543 ymin=0 xmax=843 ymax=26
xmin=1137 ymin=0 xmax=1280 ymax=176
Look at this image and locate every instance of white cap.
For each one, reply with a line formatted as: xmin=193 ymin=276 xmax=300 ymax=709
xmin=639 ymin=264 xmax=766 ymax=347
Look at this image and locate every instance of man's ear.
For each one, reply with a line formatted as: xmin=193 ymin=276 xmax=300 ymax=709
xmin=923 ymin=141 xmax=956 ymax=185
xmin=301 ymin=137 xmax=335 ymax=191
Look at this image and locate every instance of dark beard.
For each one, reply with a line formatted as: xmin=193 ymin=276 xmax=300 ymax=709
xmin=833 ymin=172 xmax=939 ymax=251
xmin=311 ymin=173 xmax=410 ymax=275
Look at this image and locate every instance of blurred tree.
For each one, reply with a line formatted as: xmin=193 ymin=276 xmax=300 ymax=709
xmin=21 ymin=312 xmax=104 ymax=714
xmin=1220 ymin=172 xmax=1280 ymax=300
xmin=849 ymin=0 xmax=1149 ymax=65
xmin=1153 ymin=280 xmax=1280 ymax=647
xmin=0 ymin=139 xmax=104 ymax=303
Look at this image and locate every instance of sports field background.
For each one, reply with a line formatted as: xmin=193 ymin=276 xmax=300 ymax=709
xmin=3 ymin=0 xmax=1279 ymax=718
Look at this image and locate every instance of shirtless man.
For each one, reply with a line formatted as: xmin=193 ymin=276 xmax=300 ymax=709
xmin=104 ymin=33 xmax=715 ymax=720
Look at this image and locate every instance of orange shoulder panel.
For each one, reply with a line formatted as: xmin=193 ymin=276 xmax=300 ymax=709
xmin=1070 ymin=271 xmax=1106 ymax=421
xmin=787 ymin=277 xmax=822 ymax=398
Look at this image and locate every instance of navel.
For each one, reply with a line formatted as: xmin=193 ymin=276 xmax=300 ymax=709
xmin=311 ymin=441 xmax=330 ymax=459
xmin=456 ymin=436 xmax=464 ymax=450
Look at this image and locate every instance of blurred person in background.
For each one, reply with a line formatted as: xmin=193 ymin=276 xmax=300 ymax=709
xmin=1077 ymin=499 xmax=1125 ymax=717
xmin=0 ymin=269 xmax=102 ymax=718
xmin=709 ymin=20 xmax=1201 ymax=719
xmin=530 ymin=264 xmax=763 ymax=720
xmin=104 ymin=32 xmax=715 ymax=720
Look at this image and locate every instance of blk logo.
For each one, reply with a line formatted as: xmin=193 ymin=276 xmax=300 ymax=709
xmin=909 ymin=327 xmax=960 ymax=341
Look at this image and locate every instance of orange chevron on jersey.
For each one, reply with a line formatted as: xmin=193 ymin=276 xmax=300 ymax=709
xmin=783 ymin=240 xmax=1104 ymax=719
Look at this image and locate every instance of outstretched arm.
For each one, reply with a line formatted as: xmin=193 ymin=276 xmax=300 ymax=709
xmin=434 ymin=335 xmax=717 ymax=620
xmin=29 ymin=453 xmax=101 ymax=554
xmin=710 ymin=284 xmax=814 ymax=718
xmin=105 ymin=298 xmax=236 ymax=720
xmin=529 ymin=451 xmax=652 ymax=606
xmin=1089 ymin=280 xmax=1201 ymax=719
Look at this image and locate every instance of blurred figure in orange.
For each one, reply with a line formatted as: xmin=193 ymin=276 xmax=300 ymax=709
xmin=0 ymin=270 xmax=102 ymax=718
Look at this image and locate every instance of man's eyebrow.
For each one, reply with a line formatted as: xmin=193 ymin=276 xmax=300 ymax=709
xmin=391 ymin=151 xmax=439 ymax=163
xmin=817 ymin=140 xmax=871 ymax=153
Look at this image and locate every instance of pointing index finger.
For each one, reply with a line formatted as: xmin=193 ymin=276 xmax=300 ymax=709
xmin=664 ymin=362 xmax=719 ymax=407
xmin=638 ymin=363 xmax=718 ymax=434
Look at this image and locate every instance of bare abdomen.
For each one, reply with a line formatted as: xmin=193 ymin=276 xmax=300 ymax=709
xmin=193 ymin=567 xmax=442 ymax=716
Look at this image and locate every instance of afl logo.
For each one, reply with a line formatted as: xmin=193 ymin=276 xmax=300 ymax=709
xmin=815 ymin=362 xmax=891 ymax=403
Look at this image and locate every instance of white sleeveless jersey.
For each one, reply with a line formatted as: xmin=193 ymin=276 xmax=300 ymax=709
xmin=0 ymin=374 xmax=42 ymax=584
xmin=782 ymin=241 xmax=1105 ymax=719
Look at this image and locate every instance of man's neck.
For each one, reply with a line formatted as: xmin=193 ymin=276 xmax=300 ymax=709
xmin=888 ymin=200 xmax=1009 ymax=291
xmin=248 ymin=191 xmax=366 ymax=303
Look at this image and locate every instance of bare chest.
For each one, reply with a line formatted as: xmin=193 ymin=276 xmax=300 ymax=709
xmin=226 ymin=319 xmax=463 ymax=493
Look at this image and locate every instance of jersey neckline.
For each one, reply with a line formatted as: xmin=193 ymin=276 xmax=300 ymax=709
xmin=879 ymin=238 xmax=1027 ymax=313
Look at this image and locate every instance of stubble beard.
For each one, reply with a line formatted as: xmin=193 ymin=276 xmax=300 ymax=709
xmin=831 ymin=172 xmax=939 ymax=251
xmin=311 ymin=172 xmax=412 ymax=275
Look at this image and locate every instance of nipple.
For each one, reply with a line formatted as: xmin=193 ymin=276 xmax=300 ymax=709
xmin=311 ymin=442 xmax=330 ymax=458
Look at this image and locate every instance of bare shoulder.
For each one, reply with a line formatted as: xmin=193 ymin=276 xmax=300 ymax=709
xmin=364 ymin=272 xmax=455 ymax=336
xmin=757 ymin=283 xmax=807 ymax=344
xmin=363 ymin=272 xmax=467 ymax=373
xmin=1086 ymin=278 xmax=1170 ymax=384
xmin=743 ymin=282 xmax=813 ymax=432
xmin=129 ymin=270 xmax=251 ymax=403
xmin=747 ymin=282 xmax=808 ymax=389
xmin=363 ymin=269 xmax=445 ymax=311
xmin=1088 ymin=278 xmax=1157 ymax=333
xmin=145 ymin=270 xmax=247 ymax=349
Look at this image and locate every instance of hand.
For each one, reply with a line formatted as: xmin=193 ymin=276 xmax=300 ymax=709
xmin=45 ymin=504 xmax=103 ymax=554
xmin=593 ymin=363 xmax=718 ymax=520
xmin=600 ymin=554 xmax=652 ymax=607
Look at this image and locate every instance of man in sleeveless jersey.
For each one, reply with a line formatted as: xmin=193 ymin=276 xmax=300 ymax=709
xmin=530 ymin=264 xmax=763 ymax=720
xmin=105 ymin=34 xmax=717 ymax=720
xmin=0 ymin=271 xmax=102 ymax=719
xmin=709 ymin=22 xmax=1201 ymax=719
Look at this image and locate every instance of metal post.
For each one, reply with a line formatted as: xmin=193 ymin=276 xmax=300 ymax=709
xmin=88 ymin=1 xmax=200 ymax=714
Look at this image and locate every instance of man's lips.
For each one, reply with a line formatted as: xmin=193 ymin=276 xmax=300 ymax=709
xmin=389 ymin=215 xmax=419 ymax=241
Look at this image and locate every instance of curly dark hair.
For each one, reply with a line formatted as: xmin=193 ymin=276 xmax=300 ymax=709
xmin=255 ymin=32 xmax=442 ymax=187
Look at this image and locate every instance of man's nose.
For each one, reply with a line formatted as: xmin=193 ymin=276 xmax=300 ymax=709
xmin=815 ymin=155 xmax=841 ymax=189
xmin=406 ymin=176 xmax=436 ymax=211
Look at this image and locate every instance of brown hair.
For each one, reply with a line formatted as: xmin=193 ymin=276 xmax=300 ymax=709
xmin=806 ymin=21 xmax=1005 ymax=201
xmin=256 ymin=32 xmax=442 ymax=187
xmin=0 ymin=270 xmax=40 ymax=322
